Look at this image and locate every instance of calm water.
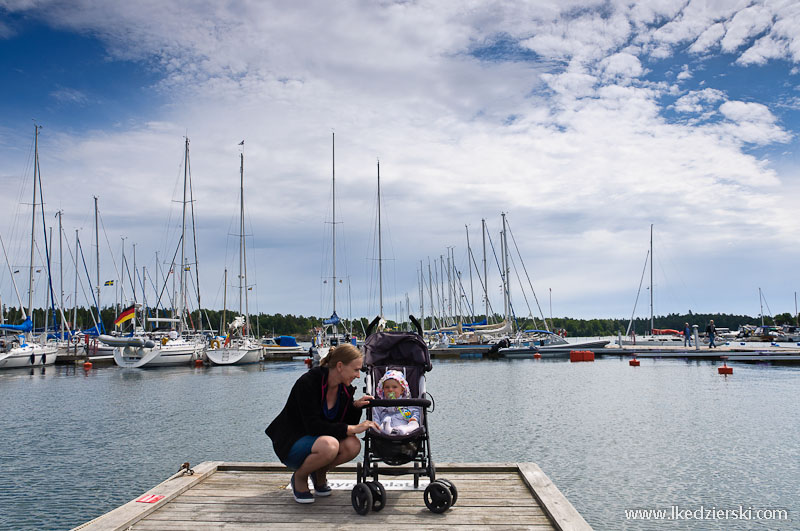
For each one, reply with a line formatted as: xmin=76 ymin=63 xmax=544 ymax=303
xmin=1 ymin=357 xmax=798 ymax=530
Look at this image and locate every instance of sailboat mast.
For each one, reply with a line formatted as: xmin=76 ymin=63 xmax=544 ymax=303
xmin=482 ymin=218 xmax=488 ymax=323
xmin=377 ymin=159 xmax=383 ymax=317
xmin=466 ymin=225 xmax=474 ymax=322
xmin=332 ymin=132 xmax=336 ymax=318
xmin=759 ymin=287 xmax=764 ymax=327
xmin=222 ymin=268 xmax=227 ymax=336
xmin=501 ymin=213 xmax=509 ymax=322
xmin=419 ymin=260 xmax=424 ymax=329
xmin=427 ymin=259 xmax=434 ymax=330
xmin=240 ymin=149 xmax=250 ymax=333
xmin=650 ymin=223 xmax=654 ymax=333
xmin=180 ymin=138 xmax=189 ymax=333
xmin=72 ymin=229 xmax=78 ymax=331
xmin=28 ymin=125 xmax=40 ymax=319
xmin=57 ymin=210 xmax=64 ymax=338
xmin=94 ymin=196 xmax=100 ymax=329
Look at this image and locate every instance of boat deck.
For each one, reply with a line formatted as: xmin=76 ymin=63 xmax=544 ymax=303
xmin=73 ymin=462 xmax=591 ymax=530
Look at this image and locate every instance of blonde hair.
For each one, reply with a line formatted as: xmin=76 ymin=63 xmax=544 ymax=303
xmin=320 ymin=343 xmax=362 ymax=367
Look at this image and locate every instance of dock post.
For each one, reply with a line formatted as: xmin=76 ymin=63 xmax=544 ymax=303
xmin=693 ymin=325 xmax=699 ymax=351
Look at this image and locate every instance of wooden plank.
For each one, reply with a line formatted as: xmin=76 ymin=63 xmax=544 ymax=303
xmin=133 ymin=522 xmax=554 ymax=530
xmin=217 ymin=462 xmax=520 ymax=473
xmin=517 ymin=463 xmax=592 ymax=531
xmin=172 ymin=495 xmax=540 ymax=507
xmin=71 ymin=461 xmax=223 ymax=531
xmin=142 ymin=507 xmax=553 ymax=525
xmin=151 ymin=505 xmax=547 ymax=518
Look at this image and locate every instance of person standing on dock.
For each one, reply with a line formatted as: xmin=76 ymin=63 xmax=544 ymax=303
xmin=265 ymin=344 xmax=379 ymax=504
xmin=684 ymin=323 xmax=692 ymax=347
xmin=706 ymin=320 xmax=717 ymax=348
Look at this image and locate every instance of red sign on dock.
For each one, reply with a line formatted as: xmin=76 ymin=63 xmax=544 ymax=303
xmin=135 ymin=494 xmax=165 ymax=503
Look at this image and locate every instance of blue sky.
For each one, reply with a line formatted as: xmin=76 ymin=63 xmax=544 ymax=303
xmin=1 ymin=1 xmax=800 ymax=325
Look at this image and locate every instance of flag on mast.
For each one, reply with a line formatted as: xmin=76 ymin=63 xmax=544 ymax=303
xmin=114 ymin=305 xmax=136 ymax=326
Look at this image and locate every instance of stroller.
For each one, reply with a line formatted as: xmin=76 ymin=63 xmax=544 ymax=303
xmin=350 ymin=315 xmax=457 ymax=515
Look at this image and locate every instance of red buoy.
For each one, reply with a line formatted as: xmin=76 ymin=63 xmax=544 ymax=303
xmin=629 ymin=358 xmax=640 ymax=367
xmin=194 ymin=359 xmax=204 ymax=367
xmin=304 ymin=358 xmax=312 ymax=367
xmin=83 ymin=361 xmax=93 ymax=370
xmin=718 ymin=362 xmax=733 ymax=375
xmin=533 ymin=352 xmax=542 ymax=359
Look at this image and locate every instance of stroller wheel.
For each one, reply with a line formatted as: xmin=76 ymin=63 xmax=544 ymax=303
xmin=351 ymin=483 xmax=373 ymax=515
xmin=437 ymin=479 xmax=458 ymax=505
xmin=367 ymin=481 xmax=386 ymax=511
xmin=356 ymin=462 xmax=363 ymax=483
xmin=424 ymin=480 xmax=452 ymax=513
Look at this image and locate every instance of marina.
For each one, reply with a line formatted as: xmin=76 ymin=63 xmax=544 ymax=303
xmin=74 ymin=462 xmax=589 ymax=530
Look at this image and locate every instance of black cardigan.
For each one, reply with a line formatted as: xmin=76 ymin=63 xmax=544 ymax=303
xmin=266 ymin=366 xmax=363 ymax=462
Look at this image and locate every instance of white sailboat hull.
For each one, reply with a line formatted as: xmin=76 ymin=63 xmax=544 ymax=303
xmin=113 ymin=339 xmax=202 ymax=368
xmin=206 ymin=344 xmax=262 ymax=365
xmin=0 ymin=344 xmax=58 ymax=369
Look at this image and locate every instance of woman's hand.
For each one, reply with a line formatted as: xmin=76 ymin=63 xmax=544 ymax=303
xmin=347 ymin=420 xmax=380 ymax=436
xmin=353 ymin=395 xmax=374 ymax=408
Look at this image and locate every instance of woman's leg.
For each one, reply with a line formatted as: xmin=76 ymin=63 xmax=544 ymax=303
xmin=294 ymin=436 xmax=339 ymax=492
xmin=314 ymin=436 xmax=361 ymax=482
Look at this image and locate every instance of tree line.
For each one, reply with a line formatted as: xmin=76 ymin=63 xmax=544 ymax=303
xmin=2 ymin=306 xmax=797 ymax=338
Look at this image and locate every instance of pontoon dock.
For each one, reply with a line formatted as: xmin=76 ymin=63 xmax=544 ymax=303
xmin=72 ymin=462 xmax=592 ymax=530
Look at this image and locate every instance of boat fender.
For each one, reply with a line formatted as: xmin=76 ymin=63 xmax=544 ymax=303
xmin=210 ymin=339 xmax=221 ymax=349
xmin=161 ymin=336 xmax=169 ymax=346
xmin=143 ymin=340 xmax=156 ymax=349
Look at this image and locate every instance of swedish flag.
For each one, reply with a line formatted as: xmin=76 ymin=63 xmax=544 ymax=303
xmin=104 ymin=280 xmax=114 ymax=286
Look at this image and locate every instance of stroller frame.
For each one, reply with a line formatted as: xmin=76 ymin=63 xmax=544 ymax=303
xmin=350 ymin=315 xmax=457 ymax=515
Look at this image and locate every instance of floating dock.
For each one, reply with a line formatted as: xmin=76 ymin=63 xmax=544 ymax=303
xmin=73 ymin=462 xmax=591 ymax=530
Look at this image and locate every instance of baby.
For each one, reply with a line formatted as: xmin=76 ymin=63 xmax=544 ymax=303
xmin=374 ymin=369 xmax=421 ymax=435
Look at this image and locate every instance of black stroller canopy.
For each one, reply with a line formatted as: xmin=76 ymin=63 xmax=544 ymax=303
xmin=363 ymin=332 xmax=432 ymax=372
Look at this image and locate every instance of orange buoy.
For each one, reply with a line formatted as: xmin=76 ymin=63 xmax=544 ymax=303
xmin=194 ymin=359 xmax=204 ymax=367
xmin=629 ymin=358 xmax=640 ymax=366
xmin=533 ymin=352 xmax=542 ymax=359
xmin=304 ymin=358 xmax=312 ymax=367
xmin=718 ymin=362 xmax=733 ymax=375
xmin=83 ymin=361 xmax=93 ymax=370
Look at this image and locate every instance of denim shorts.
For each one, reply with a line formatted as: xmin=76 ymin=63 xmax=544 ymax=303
xmin=283 ymin=435 xmax=319 ymax=470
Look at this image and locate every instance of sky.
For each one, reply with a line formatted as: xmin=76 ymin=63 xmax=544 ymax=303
xmin=1 ymin=0 xmax=799 ymax=325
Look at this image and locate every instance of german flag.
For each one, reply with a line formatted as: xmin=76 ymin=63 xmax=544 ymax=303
xmin=114 ymin=305 xmax=136 ymax=326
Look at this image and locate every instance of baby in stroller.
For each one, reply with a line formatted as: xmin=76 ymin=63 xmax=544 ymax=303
xmin=373 ymin=369 xmax=420 ymax=435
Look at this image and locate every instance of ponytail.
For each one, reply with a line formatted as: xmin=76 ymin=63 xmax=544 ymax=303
xmin=320 ymin=343 xmax=362 ymax=367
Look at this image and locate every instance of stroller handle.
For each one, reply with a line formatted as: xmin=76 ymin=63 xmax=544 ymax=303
xmin=365 ymin=314 xmax=424 ymax=336
xmin=364 ymin=398 xmax=431 ymax=408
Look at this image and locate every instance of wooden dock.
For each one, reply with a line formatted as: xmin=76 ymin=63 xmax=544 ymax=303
xmin=72 ymin=462 xmax=592 ymax=530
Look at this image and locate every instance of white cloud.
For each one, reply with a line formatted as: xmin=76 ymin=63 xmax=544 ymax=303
xmin=50 ymin=87 xmax=88 ymax=105
xmin=689 ymin=22 xmax=726 ymax=54
xmin=720 ymin=4 xmax=774 ymax=53
xmin=599 ymin=52 xmax=643 ymax=81
xmin=673 ymin=88 xmax=726 ymax=114
xmin=717 ymin=100 xmax=792 ymax=145
xmin=676 ymin=64 xmax=692 ymax=81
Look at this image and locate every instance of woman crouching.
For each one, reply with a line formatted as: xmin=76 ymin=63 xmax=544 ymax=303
xmin=265 ymin=343 xmax=379 ymax=503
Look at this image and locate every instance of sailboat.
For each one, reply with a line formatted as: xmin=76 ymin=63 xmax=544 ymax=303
xmin=617 ymin=224 xmax=685 ymax=347
xmin=107 ymin=138 xmax=204 ymax=367
xmin=206 ymin=143 xmax=262 ymax=365
xmin=0 ymin=125 xmax=58 ymax=368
